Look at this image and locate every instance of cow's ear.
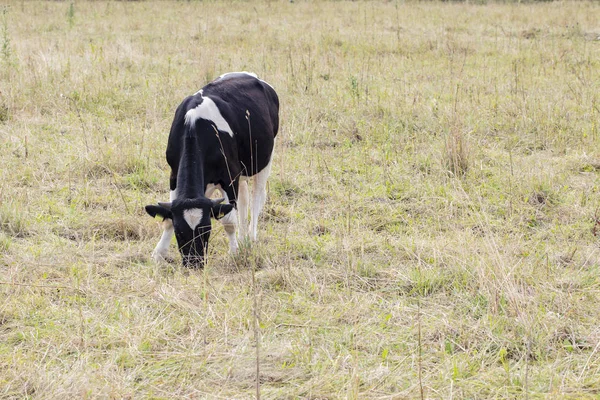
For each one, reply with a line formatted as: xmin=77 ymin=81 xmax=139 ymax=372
xmin=157 ymin=202 xmax=172 ymax=210
xmin=145 ymin=205 xmax=173 ymax=221
xmin=210 ymin=203 xmax=234 ymax=220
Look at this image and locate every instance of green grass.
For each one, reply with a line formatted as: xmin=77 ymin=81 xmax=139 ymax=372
xmin=2 ymin=0 xmax=600 ymax=398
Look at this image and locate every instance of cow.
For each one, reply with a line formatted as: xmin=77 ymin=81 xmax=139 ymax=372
xmin=145 ymin=72 xmax=279 ymax=267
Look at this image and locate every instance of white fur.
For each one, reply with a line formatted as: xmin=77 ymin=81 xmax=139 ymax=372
xmin=238 ymin=180 xmax=249 ymax=239
xmin=216 ymin=188 xmax=238 ymax=253
xmin=183 ymin=208 xmax=203 ymax=230
xmin=152 ymin=219 xmax=173 ymax=262
xmin=184 ymin=96 xmax=234 ymax=137
xmin=205 ymin=183 xmax=217 ymax=198
xmin=152 ymin=189 xmax=178 ymax=262
xmin=258 ymin=78 xmax=275 ymax=90
xmin=219 ymin=71 xmax=258 ymax=79
xmin=221 ymin=208 xmax=238 ymax=254
xmin=219 ymin=71 xmax=275 ymax=90
xmin=250 ymin=155 xmax=273 ymax=241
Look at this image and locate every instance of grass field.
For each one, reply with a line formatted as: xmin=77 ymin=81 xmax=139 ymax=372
xmin=2 ymin=0 xmax=600 ymax=398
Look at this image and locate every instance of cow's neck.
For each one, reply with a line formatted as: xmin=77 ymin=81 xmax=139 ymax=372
xmin=177 ymin=132 xmax=205 ymax=199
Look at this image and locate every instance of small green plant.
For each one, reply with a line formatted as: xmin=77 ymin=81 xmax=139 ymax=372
xmin=0 ymin=203 xmax=28 ymax=238
xmin=0 ymin=102 xmax=8 ymax=122
xmin=0 ymin=232 xmax=10 ymax=252
xmin=445 ymin=127 xmax=469 ymax=177
xmin=67 ymin=2 xmax=75 ymax=28
xmin=1 ymin=6 xmax=11 ymax=63
xmin=349 ymin=75 xmax=359 ymax=99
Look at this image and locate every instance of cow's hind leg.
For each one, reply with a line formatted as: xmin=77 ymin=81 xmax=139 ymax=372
xmin=237 ymin=179 xmax=250 ymax=240
xmin=250 ymin=157 xmax=272 ymax=241
xmin=218 ymin=184 xmax=239 ymax=254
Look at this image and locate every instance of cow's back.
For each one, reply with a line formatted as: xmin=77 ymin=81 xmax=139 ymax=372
xmin=202 ymin=73 xmax=279 ymax=176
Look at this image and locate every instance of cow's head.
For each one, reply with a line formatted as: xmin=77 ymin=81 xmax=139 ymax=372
xmin=145 ymin=197 xmax=234 ymax=267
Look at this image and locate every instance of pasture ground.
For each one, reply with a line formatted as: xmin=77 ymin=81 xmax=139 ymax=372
xmin=1 ymin=1 xmax=600 ymax=398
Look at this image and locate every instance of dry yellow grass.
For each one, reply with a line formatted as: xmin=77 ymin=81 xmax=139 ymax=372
xmin=1 ymin=1 xmax=600 ymax=398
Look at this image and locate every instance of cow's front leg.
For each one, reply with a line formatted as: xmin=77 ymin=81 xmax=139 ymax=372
xmin=152 ymin=218 xmax=174 ymax=262
xmin=152 ymin=189 xmax=177 ymax=262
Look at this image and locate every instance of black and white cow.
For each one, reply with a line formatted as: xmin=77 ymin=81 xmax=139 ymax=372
xmin=145 ymin=72 xmax=279 ymax=267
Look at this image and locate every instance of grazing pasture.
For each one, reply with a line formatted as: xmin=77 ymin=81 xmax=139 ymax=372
xmin=1 ymin=1 xmax=600 ymax=398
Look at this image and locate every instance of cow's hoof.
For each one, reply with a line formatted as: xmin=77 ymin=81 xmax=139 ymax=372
xmin=152 ymin=251 xmax=174 ymax=264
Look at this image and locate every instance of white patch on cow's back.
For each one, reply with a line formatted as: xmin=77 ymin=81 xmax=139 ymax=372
xmin=219 ymin=71 xmax=258 ymax=79
xmin=258 ymin=78 xmax=275 ymax=90
xmin=184 ymin=96 xmax=234 ymax=137
xmin=219 ymin=71 xmax=275 ymax=90
xmin=183 ymin=208 xmax=203 ymax=230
